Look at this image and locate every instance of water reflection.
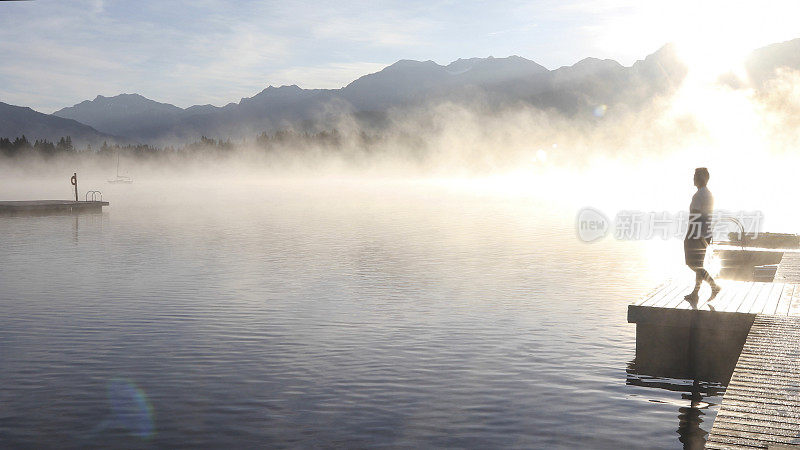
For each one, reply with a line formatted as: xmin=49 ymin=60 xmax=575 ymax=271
xmin=70 ymin=211 xmax=107 ymax=244
xmin=677 ymin=381 xmax=711 ymax=450
xmin=628 ymin=296 xmax=735 ymax=448
xmin=627 ymin=367 xmax=724 ymax=449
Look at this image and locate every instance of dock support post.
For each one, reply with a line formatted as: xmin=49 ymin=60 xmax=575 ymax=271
xmin=70 ymin=173 xmax=78 ymax=202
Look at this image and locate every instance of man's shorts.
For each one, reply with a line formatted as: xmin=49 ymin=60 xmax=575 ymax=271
xmin=684 ymin=237 xmax=709 ymax=269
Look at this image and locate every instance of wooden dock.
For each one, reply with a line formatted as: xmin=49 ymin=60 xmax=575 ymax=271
xmin=706 ymin=314 xmax=800 ymax=448
xmin=0 ymin=200 xmax=109 ymax=215
xmin=630 ymin=279 xmax=800 ymax=448
xmin=775 ymin=251 xmax=800 ymax=283
xmin=629 ymin=279 xmax=800 ymax=317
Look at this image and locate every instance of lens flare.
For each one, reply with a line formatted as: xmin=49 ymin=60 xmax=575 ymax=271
xmin=107 ymin=378 xmax=155 ymax=439
xmin=593 ymin=104 xmax=607 ymax=118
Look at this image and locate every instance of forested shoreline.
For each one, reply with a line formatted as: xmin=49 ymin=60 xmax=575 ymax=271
xmin=0 ymin=128 xmax=392 ymax=162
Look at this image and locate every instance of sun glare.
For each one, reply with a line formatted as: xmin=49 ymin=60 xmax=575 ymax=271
xmin=635 ymin=1 xmax=800 ymax=83
xmin=674 ymin=37 xmax=749 ymax=83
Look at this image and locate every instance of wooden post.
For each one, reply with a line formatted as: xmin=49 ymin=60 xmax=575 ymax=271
xmin=70 ymin=172 xmax=78 ymax=202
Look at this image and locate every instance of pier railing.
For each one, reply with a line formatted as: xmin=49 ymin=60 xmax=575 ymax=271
xmin=85 ymin=191 xmax=103 ymax=202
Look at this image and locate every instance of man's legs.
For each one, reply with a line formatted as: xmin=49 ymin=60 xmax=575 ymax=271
xmin=694 ymin=267 xmax=717 ymax=290
xmin=685 ymin=237 xmax=721 ymax=301
xmin=689 ymin=267 xmax=720 ymax=299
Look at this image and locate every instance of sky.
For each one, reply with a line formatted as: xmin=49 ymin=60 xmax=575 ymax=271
xmin=1 ymin=0 xmax=799 ymax=113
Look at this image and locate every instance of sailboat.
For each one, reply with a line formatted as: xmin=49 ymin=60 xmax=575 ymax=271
xmin=108 ymin=152 xmax=133 ymax=184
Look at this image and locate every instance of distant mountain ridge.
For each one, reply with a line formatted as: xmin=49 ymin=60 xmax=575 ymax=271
xmin=49 ymin=55 xmax=553 ymax=142
xmin=53 ymin=93 xmax=184 ymax=140
xmin=52 ymin=50 xmax=684 ymax=144
xmin=4 ymin=38 xmax=798 ymax=146
xmin=745 ymin=38 xmax=800 ymax=86
xmin=0 ymin=102 xmax=113 ymax=145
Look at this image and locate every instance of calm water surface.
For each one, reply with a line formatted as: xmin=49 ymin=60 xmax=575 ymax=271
xmin=0 ymin=178 xmax=720 ymax=448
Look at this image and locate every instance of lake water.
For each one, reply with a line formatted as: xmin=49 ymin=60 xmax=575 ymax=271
xmin=0 ymin=176 xmax=721 ymax=448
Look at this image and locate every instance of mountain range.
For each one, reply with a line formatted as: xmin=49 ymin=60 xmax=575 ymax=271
xmin=0 ymin=102 xmax=113 ymax=144
xmin=49 ymin=45 xmax=685 ymax=145
xmin=2 ymin=38 xmax=799 ymax=146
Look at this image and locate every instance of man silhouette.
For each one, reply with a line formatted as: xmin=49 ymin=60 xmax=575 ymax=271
xmin=684 ymin=167 xmax=720 ymax=304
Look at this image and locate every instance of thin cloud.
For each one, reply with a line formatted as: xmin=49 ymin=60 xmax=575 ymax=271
xmin=4 ymin=0 xmax=799 ymax=113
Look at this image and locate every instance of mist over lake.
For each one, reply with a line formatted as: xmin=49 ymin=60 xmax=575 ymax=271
xmin=1 ymin=173 xmax=704 ymax=448
xmin=4 ymin=1 xmax=800 ymax=447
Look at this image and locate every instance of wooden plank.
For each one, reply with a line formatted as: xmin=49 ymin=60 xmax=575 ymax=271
xmin=0 ymin=200 xmax=109 ymax=207
xmin=736 ymin=282 xmax=764 ymax=313
xmin=669 ymin=282 xmax=699 ymax=310
xmin=757 ymin=282 xmax=780 ymax=314
xmin=736 ymin=355 xmax=800 ymax=367
xmin=716 ymin=403 xmax=800 ymax=420
xmin=756 ymin=282 xmax=785 ymax=315
xmin=775 ymin=252 xmax=800 ymax=283
xmin=646 ymin=281 xmax=682 ymax=308
xmin=700 ymin=279 xmax=738 ymax=311
xmin=721 ymin=389 xmax=800 ymax=404
xmin=710 ymin=426 xmax=799 ymax=444
xmin=0 ymin=199 xmax=109 ymax=213
xmin=717 ymin=409 xmax=800 ymax=426
xmin=712 ymin=421 xmax=800 ymax=439
xmin=721 ymin=281 xmax=754 ymax=313
xmin=707 ymin=432 xmax=793 ymax=448
xmin=654 ymin=281 xmax=692 ymax=308
xmin=737 ymin=282 xmax=769 ymax=313
xmin=789 ymin=286 xmax=800 ymax=316
xmin=707 ymin=314 xmax=800 ymax=448
xmin=704 ymin=443 xmax=751 ymax=450
xmin=775 ymin=284 xmax=795 ymax=316
xmin=635 ymin=280 xmax=672 ymax=307
xmin=728 ymin=378 xmax=800 ymax=392
xmin=712 ymin=281 xmax=739 ymax=313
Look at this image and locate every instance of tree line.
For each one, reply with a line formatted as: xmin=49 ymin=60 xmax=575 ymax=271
xmin=0 ymin=135 xmax=76 ymax=157
xmin=0 ymin=128 xmax=390 ymax=161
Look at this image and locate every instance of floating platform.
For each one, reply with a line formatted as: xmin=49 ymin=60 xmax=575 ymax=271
xmin=630 ymin=279 xmax=800 ymax=448
xmin=0 ymin=200 xmax=109 ymax=215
